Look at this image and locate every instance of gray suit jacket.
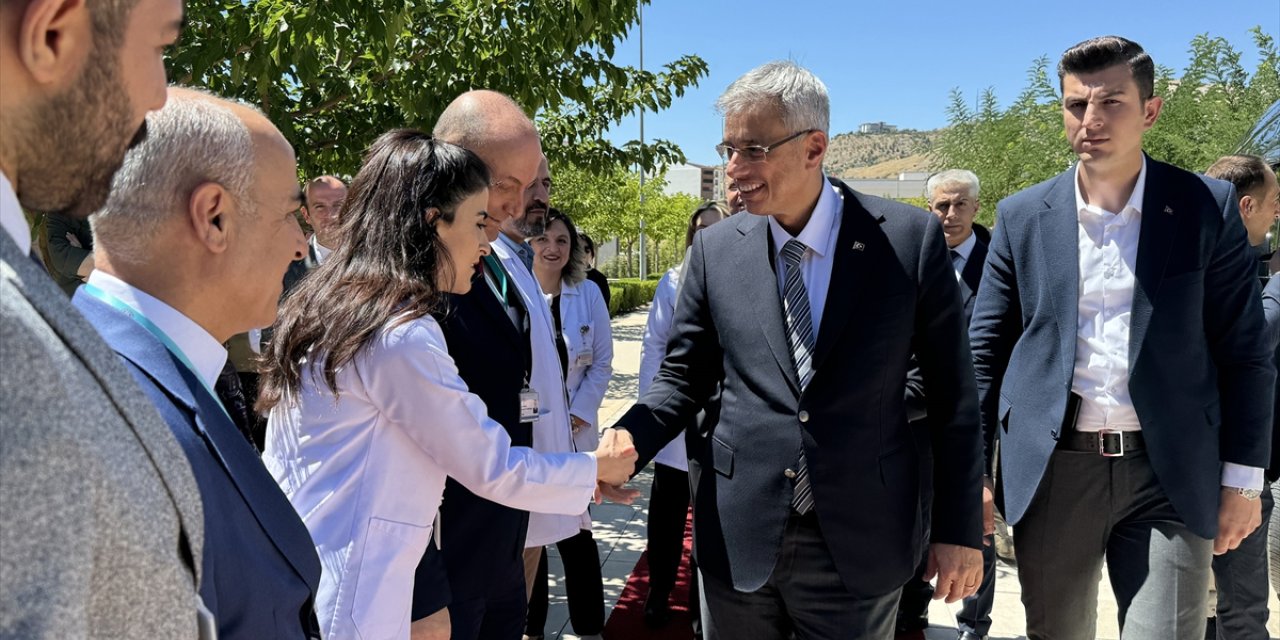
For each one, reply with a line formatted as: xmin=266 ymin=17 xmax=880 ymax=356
xmin=0 ymin=229 xmax=205 ymax=639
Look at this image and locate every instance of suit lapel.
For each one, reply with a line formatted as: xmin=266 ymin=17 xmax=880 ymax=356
xmin=1129 ymin=158 xmax=1176 ymax=370
xmin=811 ymin=183 xmax=875 ymax=375
xmin=1037 ymin=171 xmax=1082 ymax=381
xmin=731 ymin=213 xmax=799 ymax=394
xmin=959 ymin=239 xmax=987 ymax=301
xmin=75 ymin=293 xmax=320 ymax=592
xmin=0 ymin=239 xmax=204 ymax=585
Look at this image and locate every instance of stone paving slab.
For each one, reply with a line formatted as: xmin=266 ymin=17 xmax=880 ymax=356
xmin=536 ymin=306 xmax=1280 ymax=639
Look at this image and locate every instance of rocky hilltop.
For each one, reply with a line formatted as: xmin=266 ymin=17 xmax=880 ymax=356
xmin=823 ymin=129 xmax=940 ymax=179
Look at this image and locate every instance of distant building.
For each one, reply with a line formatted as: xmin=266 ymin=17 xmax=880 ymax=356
xmin=842 ymin=173 xmax=927 ymax=200
xmin=663 ymin=162 xmax=721 ymax=201
xmin=858 ymin=121 xmax=898 ymax=134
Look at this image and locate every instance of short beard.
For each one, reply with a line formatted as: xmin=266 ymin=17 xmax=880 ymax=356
xmin=10 ymin=37 xmax=140 ymax=219
xmin=514 ymin=209 xmax=546 ymax=238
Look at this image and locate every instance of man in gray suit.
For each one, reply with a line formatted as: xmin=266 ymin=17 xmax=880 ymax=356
xmin=0 ymin=0 xmax=206 ymax=638
xmin=969 ymin=36 xmax=1274 ymax=639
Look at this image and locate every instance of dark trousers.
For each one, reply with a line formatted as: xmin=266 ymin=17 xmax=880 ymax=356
xmin=1014 ymin=449 xmax=1211 ymax=640
xmin=647 ymin=463 xmax=700 ymax=609
xmin=1212 ymin=480 xmax=1273 ymax=638
xmin=956 ymin=534 xmax=997 ymax=637
xmin=525 ymin=529 xmax=604 ymax=637
xmin=699 ymin=511 xmax=900 ymax=640
xmin=449 ymin=558 xmax=528 ymax=640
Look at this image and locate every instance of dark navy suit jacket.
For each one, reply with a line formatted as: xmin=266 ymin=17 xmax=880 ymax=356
xmin=73 ymin=292 xmax=322 ymax=639
xmin=968 ymin=156 xmax=1276 ymax=539
xmin=619 ymin=177 xmax=985 ymax=597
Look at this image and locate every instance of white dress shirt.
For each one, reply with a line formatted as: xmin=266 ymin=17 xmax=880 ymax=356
xmin=1071 ymin=159 xmax=1260 ymax=489
xmin=558 ymin=278 xmax=614 ymax=452
xmin=950 ymin=231 xmax=977 ymax=281
xmin=86 ymin=270 xmax=227 ymax=389
xmin=0 ymin=172 xmax=32 ymax=255
xmin=263 ymin=315 xmax=597 ymax=640
xmin=310 ymin=237 xmax=333 ymax=265
xmin=766 ymin=177 xmax=843 ymax=339
xmin=640 ymin=265 xmax=688 ymax=471
xmin=491 ymin=238 xmax=587 ymax=545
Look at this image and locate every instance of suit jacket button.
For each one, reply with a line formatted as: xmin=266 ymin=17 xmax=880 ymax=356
xmin=784 ymin=468 xmax=797 ymax=479
xmin=798 ymin=410 xmax=810 ymax=423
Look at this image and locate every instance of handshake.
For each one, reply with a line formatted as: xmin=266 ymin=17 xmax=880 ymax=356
xmin=592 ymin=428 xmax=642 ymax=504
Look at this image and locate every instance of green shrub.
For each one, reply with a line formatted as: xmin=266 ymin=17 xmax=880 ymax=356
xmin=607 ymin=278 xmax=660 ymax=317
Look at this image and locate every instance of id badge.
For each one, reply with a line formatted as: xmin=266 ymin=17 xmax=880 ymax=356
xmin=574 ymin=350 xmax=593 ymax=368
xmin=519 ymin=388 xmax=540 ymax=423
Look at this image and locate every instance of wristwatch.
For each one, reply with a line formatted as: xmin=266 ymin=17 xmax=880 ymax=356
xmin=1233 ymin=487 xmax=1263 ymax=501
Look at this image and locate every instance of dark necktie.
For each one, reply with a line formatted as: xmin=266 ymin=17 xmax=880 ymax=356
xmin=780 ymin=239 xmax=815 ymax=514
xmin=950 ymin=249 xmax=962 ymax=264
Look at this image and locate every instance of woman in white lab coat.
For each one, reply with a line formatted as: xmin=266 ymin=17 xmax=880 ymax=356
xmin=637 ymin=200 xmax=730 ymax=629
xmin=523 ymin=208 xmax=613 ymax=639
xmin=256 ymin=131 xmax=635 ymax=640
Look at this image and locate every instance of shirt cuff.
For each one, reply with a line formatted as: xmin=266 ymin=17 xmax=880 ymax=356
xmin=1221 ymin=463 xmax=1265 ymax=491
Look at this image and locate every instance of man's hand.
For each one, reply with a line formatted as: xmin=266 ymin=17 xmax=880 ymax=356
xmin=982 ymin=477 xmax=996 ymax=544
xmin=923 ymin=543 xmax=983 ymax=603
xmin=594 ymin=428 xmax=637 ymax=486
xmin=595 ymin=482 xmax=641 ymax=505
xmin=409 ymin=607 xmax=450 ymax=640
xmin=1215 ymin=487 xmax=1262 ymax=555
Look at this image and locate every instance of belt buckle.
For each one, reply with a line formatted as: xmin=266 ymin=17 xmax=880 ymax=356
xmin=1098 ymin=429 xmax=1125 ymax=457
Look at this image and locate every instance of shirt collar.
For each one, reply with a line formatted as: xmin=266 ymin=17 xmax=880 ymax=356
xmin=87 ymin=270 xmax=228 ymax=390
xmin=0 ymin=172 xmax=32 ymax=255
xmin=1074 ymin=155 xmax=1147 ymax=223
xmin=767 ymin=175 xmax=841 ymax=259
xmin=952 ymin=231 xmax=978 ymax=262
xmin=496 ymin=232 xmax=526 ymax=256
xmin=311 ymin=237 xmax=333 ymax=264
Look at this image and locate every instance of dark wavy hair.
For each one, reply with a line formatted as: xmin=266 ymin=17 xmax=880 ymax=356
xmin=540 ymin=208 xmax=587 ymax=285
xmin=257 ymin=130 xmax=490 ymax=410
xmin=1058 ymin=36 xmax=1155 ymax=101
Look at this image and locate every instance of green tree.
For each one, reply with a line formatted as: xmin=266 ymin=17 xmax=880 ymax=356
xmin=934 ymin=28 xmax=1280 ymax=225
xmin=168 ymin=1 xmax=708 ymax=177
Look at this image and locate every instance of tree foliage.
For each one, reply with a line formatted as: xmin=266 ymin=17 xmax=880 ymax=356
xmin=934 ymin=28 xmax=1280 ymax=226
xmin=168 ymin=1 xmax=708 ymax=178
xmin=552 ymin=163 xmax=701 ymax=277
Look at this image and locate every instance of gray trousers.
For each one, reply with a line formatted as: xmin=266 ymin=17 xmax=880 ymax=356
xmin=1212 ymin=480 xmax=1273 ymax=638
xmin=699 ymin=512 xmax=900 ymax=639
xmin=1014 ymin=449 xmax=1213 ymax=640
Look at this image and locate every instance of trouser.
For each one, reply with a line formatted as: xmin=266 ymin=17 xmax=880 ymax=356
xmin=1211 ymin=480 xmax=1273 ymax=638
xmin=955 ymin=533 xmax=997 ymax=637
xmin=699 ymin=511 xmax=900 ymax=639
xmin=524 ymin=529 xmax=604 ymax=637
xmin=448 ymin=558 xmax=528 ymax=640
xmin=1014 ymin=449 xmax=1212 ymax=640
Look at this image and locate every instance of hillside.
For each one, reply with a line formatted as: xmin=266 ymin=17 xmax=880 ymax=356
xmin=823 ymin=129 xmax=940 ymax=179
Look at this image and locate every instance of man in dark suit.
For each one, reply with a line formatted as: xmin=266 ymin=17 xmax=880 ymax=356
xmin=0 ymin=1 xmax=208 ymax=637
xmin=897 ymin=170 xmax=993 ymax=640
xmin=408 ymin=90 xmax=549 ymax=640
xmin=601 ymin=61 xmax=985 ymax=639
xmin=74 ymin=87 xmax=321 ymax=639
xmin=968 ymin=36 xmax=1274 ymax=639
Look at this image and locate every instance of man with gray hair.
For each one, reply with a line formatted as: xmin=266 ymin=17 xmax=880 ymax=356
xmin=75 ymin=87 xmax=321 ymax=639
xmin=601 ymin=60 xmax=985 ymax=638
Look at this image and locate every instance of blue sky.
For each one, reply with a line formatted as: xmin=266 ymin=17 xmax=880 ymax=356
xmin=603 ymin=0 xmax=1280 ymax=166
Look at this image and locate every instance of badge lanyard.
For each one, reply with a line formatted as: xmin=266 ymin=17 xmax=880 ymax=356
xmin=81 ymin=283 xmax=234 ymax=425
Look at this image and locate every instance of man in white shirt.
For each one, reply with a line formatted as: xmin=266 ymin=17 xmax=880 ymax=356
xmin=75 ymin=87 xmax=322 ymax=640
xmin=0 ymin=1 xmax=208 ymax=637
xmin=969 ymin=36 xmax=1273 ymax=639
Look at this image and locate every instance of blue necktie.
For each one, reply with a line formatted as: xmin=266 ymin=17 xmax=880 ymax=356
xmin=781 ymin=239 xmax=815 ymax=514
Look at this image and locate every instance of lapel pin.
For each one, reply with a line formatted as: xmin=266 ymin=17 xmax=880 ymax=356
xmin=1164 ymin=206 xmax=1173 ymax=215
xmin=851 ymin=241 xmax=866 ymax=251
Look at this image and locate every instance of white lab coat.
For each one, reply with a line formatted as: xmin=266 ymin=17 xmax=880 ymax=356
xmin=263 ymin=315 xmax=597 ymax=640
xmin=492 ymin=237 xmax=584 ymax=547
xmin=557 ymin=278 xmax=614 ymax=452
xmin=640 ymin=266 xmax=688 ymax=471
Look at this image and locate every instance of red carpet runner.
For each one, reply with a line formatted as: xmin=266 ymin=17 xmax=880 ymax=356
xmin=601 ymin=508 xmax=697 ymax=640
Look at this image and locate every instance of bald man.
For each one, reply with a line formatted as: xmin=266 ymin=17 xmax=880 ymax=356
xmin=75 ymin=87 xmax=321 ymax=639
xmin=410 ymin=90 xmax=588 ymax=640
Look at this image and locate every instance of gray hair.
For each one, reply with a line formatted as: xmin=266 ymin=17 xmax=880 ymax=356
xmin=92 ymin=88 xmax=257 ymax=264
xmin=926 ymin=169 xmax=981 ymax=201
xmin=716 ymin=61 xmax=830 ymax=134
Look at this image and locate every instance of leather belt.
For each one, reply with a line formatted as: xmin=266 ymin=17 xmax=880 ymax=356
xmin=1056 ymin=429 xmax=1144 ymax=457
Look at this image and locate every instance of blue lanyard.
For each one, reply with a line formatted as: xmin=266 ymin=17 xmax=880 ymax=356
xmin=81 ymin=283 xmax=233 ymax=424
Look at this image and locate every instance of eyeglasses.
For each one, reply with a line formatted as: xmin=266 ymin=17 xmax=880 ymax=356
xmin=716 ymin=129 xmax=816 ymax=164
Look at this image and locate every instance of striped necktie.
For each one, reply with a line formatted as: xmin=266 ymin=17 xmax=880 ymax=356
xmin=780 ymin=239 xmax=815 ymax=514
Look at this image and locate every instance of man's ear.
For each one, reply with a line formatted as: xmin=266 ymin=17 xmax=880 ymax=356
xmin=1240 ymin=194 xmax=1255 ymax=218
xmin=1142 ymin=96 xmax=1164 ymax=130
xmin=188 ymin=182 xmax=233 ymax=254
xmin=805 ymin=130 xmax=828 ymax=170
xmin=16 ymin=0 xmax=92 ymax=86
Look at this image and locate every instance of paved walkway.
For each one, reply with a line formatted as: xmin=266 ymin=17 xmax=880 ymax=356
xmin=537 ymin=306 xmax=1280 ymax=639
